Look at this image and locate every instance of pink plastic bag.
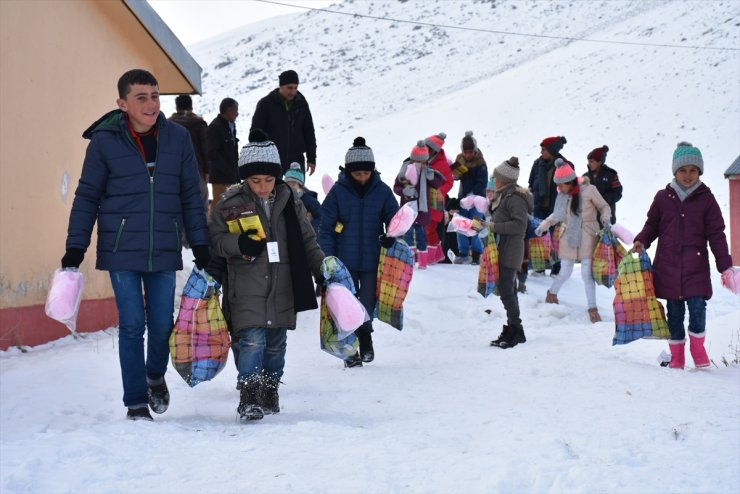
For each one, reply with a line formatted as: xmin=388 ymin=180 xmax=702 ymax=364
xmin=460 ymin=195 xmax=475 ymax=210
xmin=448 ymin=213 xmax=479 ymax=236
xmin=473 ymin=196 xmax=489 ymax=214
xmin=386 ymin=202 xmax=418 ymax=237
xmin=404 ymin=163 xmax=419 ymax=186
xmin=721 ymin=267 xmax=740 ymax=294
xmin=321 ymin=174 xmax=335 ymax=195
xmin=45 ymin=268 xmax=85 ymax=332
xmin=611 ymin=223 xmax=635 ymax=245
xmin=325 ymin=283 xmax=369 ymax=333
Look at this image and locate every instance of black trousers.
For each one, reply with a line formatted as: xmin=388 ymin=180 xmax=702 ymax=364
xmin=499 ymin=266 xmax=522 ymax=330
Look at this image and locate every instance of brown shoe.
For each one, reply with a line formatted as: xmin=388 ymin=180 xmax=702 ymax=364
xmin=588 ymin=308 xmax=602 ymax=323
xmin=545 ymin=290 xmax=559 ymax=304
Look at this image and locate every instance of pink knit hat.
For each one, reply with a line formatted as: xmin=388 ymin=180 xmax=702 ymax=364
xmin=553 ymin=158 xmax=577 ymax=184
xmin=410 ymin=140 xmax=429 ymax=162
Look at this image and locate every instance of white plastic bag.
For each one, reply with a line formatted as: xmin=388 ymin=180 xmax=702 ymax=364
xmin=45 ymin=268 xmax=85 ymax=332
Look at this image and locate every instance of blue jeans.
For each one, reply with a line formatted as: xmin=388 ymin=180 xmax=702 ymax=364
xmin=237 ymin=327 xmax=288 ymax=382
xmin=404 ymin=224 xmax=427 ymax=251
xmin=109 ymin=270 xmax=176 ymax=408
xmin=666 ymin=297 xmax=706 ymax=341
xmin=456 ymin=233 xmax=483 ymax=256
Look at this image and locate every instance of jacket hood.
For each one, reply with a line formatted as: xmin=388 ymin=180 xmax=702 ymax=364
xmin=82 ymin=109 xmax=167 ymax=139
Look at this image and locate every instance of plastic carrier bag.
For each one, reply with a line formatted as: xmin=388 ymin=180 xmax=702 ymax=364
xmin=592 ymin=227 xmax=628 ymax=288
xmin=477 ymin=230 xmax=500 ymax=298
xmin=612 ymin=251 xmax=670 ymax=345
xmin=45 ymin=268 xmax=85 ymax=333
xmin=169 ymin=267 xmax=230 ymax=387
xmin=319 ymin=256 xmax=360 ymax=359
xmin=375 ymin=239 xmax=414 ymax=331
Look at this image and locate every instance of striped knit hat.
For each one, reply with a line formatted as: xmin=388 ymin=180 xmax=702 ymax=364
xmin=553 ymin=158 xmax=577 ymax=184
xmin=345 ymin=136 xmax=375 ymax=172
xmin=425 ymin=132 xmax=447 ymax=153
xmin=493 ymin=157 xmax=520 ymax=184
xmin=238 ymin=129 xmax=282 ymax=179
xmin=672 ymin=141 xmax=703 ymax=175
xmin=410 ymin=140 xmax=429 ymax=162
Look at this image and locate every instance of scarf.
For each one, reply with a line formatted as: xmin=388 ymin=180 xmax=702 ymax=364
xmin=551 ymin=191 xmax=583 ymax=249
xmin=398 ymin=161 xmax=429 ymax=213
xmin=282 ymin=190 xmax=318 ymax=313
xmin=670 ymin=178 xmax=702 ymax=202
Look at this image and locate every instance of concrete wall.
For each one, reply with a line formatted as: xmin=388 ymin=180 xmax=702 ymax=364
xmin=0 ymin=0 xmax=197 ymax=348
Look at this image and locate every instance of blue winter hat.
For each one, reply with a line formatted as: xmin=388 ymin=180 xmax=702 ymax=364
xmin=284 ymin=162 xmax=305 ymax=185
xmin=672 ymin=141 xmax=703 ymax=175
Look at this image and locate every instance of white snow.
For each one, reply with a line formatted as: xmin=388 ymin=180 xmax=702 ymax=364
xmin=3 ymin=1 xmax=739 ymax=492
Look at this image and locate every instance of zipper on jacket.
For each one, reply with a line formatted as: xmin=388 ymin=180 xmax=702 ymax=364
xmin=113 ymin=218 xmax=127 ymax=253
xmin=173 ymin=218 xmax=181 ymax=251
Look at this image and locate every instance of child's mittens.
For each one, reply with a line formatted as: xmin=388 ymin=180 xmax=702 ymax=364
xmin=721 ymin=267 xmax=740 ymax=294
xmin=452 ymin=162 xmax=469 ymax=179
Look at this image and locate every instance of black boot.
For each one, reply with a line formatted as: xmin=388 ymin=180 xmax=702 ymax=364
xmin=358 ymin=323 xmax=375 ymax=363
xmin=498 ymin=325 xmax=526 ymax=349
xmin=237 ymin=377 xmax=264 ymax=421
xmin=147 ymin=377 xmax=169 ymax=414
xmin=490 ymin=325 xmax=512 ymax=347
xmin=471 ymin=251 xmax=481 ymax=265
xmin=260 ymin=373 xmax=281 ymax=415
xmin=344 ymin=352 xmax=363 ymax=368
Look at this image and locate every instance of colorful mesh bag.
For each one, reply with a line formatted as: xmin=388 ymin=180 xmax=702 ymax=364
xmin=319 ymin=256 xmax=359 ymax=359
xmin=529 ymin=232 xmax=551 ymax=272
xmin=169 ymin=268 xmax=230 ymax=387
xmin=477 ymin=230 xmax=500 ymax=298
xmin=612 ymin=251 xmax=670 ymax=345
xmin=550 ymin=224 xmax=564 ymax=264
xmin=592 ymin=227 xmax=628 ymax=288
xmin=374 ymin=239 xmax=414 ymax=330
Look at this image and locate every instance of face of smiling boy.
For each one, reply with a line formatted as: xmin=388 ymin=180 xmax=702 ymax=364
xmin=117 ymin=83 xmax=160 ymax=132
xmin=675 ymin=165 xmax=700 ymax=188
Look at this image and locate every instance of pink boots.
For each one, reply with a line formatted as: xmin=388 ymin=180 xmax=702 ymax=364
xmin=668 ymin=340 xmax=685 ymax=369
xmin=417 ymin=250 xmax=429 ymax=270
xmin=689 ymin=334 xmax=710 ymax=368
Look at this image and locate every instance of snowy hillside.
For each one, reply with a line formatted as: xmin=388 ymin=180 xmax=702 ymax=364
xmin=165 ymin=0 xmax=739 ymax=227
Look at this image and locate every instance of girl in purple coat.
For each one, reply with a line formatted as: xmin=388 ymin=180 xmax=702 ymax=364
xmin=633 ymin=142 xmax=733 ymax=369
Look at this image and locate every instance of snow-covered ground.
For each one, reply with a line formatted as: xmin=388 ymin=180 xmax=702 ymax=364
xmin=1 ymin=255 xmax=739 ymax=493
xmin=2 ymin=0 xmax=739 ymax=492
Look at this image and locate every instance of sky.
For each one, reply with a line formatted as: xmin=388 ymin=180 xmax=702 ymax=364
xmin=149 ymin=0 xmax=336 ymax=46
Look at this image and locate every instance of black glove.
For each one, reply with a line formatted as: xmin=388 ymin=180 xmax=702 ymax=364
xmin=191 ymin=245 xmax=211 ymax=270
xmin=61 ymin=248 xmax=85 ymax=269
xmin=205 ymin=256 xmax=227 ymax=285
xmin=238 ymin=230 xmax=266 ymax=258
xmin=379 ymin=234 xmax=396 ymax=249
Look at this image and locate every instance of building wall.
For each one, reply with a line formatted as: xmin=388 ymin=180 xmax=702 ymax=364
xmin=0 ymin=0 xmax=197 ymax=349
xmin=730 ymin=179 xmax=740 ymax=264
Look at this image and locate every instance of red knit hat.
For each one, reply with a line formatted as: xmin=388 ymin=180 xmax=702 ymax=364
xmin=424 ymin=132 xmax=447 ymax=153
xmin=587 ymin=145 xmax=609 ymax=163
xmin=553 ymin=158 xmax=577 ymax=184
xmin=540 ymin=136 xmax=567 ymax=155
xmin=410 ymin=140 xmax=429 ymax=162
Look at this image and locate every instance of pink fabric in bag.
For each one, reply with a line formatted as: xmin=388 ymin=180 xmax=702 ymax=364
xmin=611 ymin=223 xmax=635 ymax=245
xmin=449 ymin=213 xmax=478 ymax=236
xmin=325 ymin=283 xmax=368 ymax=332
xmin=386 ymin=202 xmax=418 ymax=237
xmin=460 ymin=195 xmax=475 ymax=210
xmin=404 ymin=163 xmax=419 ymax=186
xmin=45 ymin=268 xmax=85 ymax=332
xmin=473 ymin=196 xmax=489 ymax=214
xmin=321 ymin=174 xmax=335 ymax=195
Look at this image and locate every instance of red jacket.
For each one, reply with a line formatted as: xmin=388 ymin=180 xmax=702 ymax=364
xmin=634 ymin=183 xmax=732 ymax=300
xmin=428 ymin=150 xmax=454 ymax=223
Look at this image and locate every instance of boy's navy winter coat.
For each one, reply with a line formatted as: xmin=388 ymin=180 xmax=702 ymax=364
xmin=319 ymin=172 xmax=399 ymax=272
xmin=66 ymin=110 xmax=209 ymax=272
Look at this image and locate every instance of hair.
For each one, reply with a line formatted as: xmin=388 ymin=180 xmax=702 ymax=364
xmin=219 ymin=97 xmax=238 ymax=114
xmin=117 ymin=69 xmax=158 ymax=99
xmin=175 ymin=94 xmax=193 ymax=111
xmin=567 ymin=179 xmax=580 ymax=216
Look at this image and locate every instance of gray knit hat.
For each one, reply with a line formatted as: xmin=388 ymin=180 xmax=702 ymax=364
xmin=493 ymin=157 xmax=520 ymax=184
xmin=238 ymin=129 xmax=282 ymax=179
xmin=461 ymin=130 xmax=477 ymax=151
xmin=672 ymin=141 xmax=703 ymax=175
xmin=553 ymin=158 xmax=577 ymax=184
xmin=425 ymin=132 xmax=447 ymax=153
xmin=345 ymin=136 xmax=375 ymax=172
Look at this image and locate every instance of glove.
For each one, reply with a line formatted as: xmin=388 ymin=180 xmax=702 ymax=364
xmin=402 ymin=185 xmax=418 ymax=199
xmin=191 ymin=245 xmax=211 ymax=270
xmin=204 ymin=256 xmax=227 ymax=285
xmin=379 ymin=234 xmax=396 ymax=249
xmin=238 ymin=230 xmax=266 ymax=258
xmin=533 ymin=226 xmax=546 ymax=237
xmin=61 ymin=248 xmax=85 ymax=269
xmin=452 ymin=163 xmax=469 ymax=179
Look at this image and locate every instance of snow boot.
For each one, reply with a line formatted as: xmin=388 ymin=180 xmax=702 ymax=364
xmin=471 ymin=251 xmax=481 ymax=265
xmin=490 ymin=325 xmax=513 ymax=347
xmin=237 ymin=377 xmax=264 ymax=421
xmin=147 ymin=376 xmax=170 ymax=414
xmin=689 ymin=334 xmax=710 ymax=368
xmin=453 ymin=253 xmax=471 ymax=265
xmin=588 ymin=308 xmax=602 ymax=323
xmin=417 ymin=250 xmax=429 ymax=270
xmin=344 ymin=352 xmax=363 ymax=368
xmin=127 ymin=406 xmax=153 ymax=421
xmin=497 ymin=325 xmax=526 ymax=349
xmin=260 ymin=373 xmax=281 ymax=415
xmin=668 ymin=340 xmax=686 ymax=369
xmin=358 ymin=324 xmax=375 ymax=363
xmin=545 ymin=290 xmax=559 ymax=304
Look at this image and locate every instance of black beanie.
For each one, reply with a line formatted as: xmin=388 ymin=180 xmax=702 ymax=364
xmin=344 ymin=137 xmax=376 ymax=172
xmin=279 ymin=70 xmax=299 ymax=86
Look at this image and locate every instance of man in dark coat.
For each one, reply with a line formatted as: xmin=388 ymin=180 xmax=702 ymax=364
xmin=207 ymin=97 xmax=239 ymax=213
xmin=583 ymin=145 xmax=622 ymax=224
xmin=251 ymin=70 xmax=317 ymax=176
xmin=169 ymin=94 xmax=209 ymax=212
xmin=62 ymin=69 xmax=210 ymax=422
